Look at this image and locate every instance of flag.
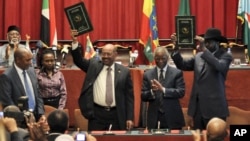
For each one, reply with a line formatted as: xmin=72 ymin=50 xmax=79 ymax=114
xmin=84 ymin=35 xmax=96 ymax=59
xmin=237 ymin=0 xmax=250 ymax=56
xmin=178 ymin=0 xmax=190 ymax=16
xmin=139 ymin=0 xmax=159 ymax=63
xmin=40 ymin=0 xmax=57 ymax=46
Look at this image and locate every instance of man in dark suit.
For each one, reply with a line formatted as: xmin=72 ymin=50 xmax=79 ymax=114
xmin=141 ymin=47 xmax=185 ymax=130
xmin=70 ymin=30 xmax=134 ymax=131
xmin=171 ymin=28 xmax=233 ymax=130
xmin=0 ymin=47 xmax=45 ymax=120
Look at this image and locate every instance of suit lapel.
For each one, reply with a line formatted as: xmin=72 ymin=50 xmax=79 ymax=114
xmin=162 ymin=67 xmax=172 ymax=86
xmin=26 ymin=69 xmax=36 ymax=94
xmin=114 ymin=64 xmax=121 ymax=87
xmin=152 ymin=67 xmax=158 ymax=80
xmin=12 ymin=67 xmax=26 ymax=96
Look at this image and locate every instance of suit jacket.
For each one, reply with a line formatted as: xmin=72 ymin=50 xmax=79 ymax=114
xmin=171 ymin=49 xmax=232 ymax=119
xmin=0 ymin=65 xmax=44 ymax=117
xmin=6 ymin=128 xmax=29 ymax=141
xmin=141 ymin=66 xmax=185 ymax=129
xmin=71 ymin=46 xmax=134 ymax=130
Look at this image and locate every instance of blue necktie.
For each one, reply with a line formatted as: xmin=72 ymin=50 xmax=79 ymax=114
xmin=23 ymin=70 xmax=35 ymax=110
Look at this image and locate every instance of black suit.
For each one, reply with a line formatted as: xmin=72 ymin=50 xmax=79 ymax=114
xmin=171 ymin=49 xmax=232 ymax=129
xmin=141 ymin=66 xmax=185 ymax=129
xmin=0 ymin=65 xmax=44 ymax=117
xmin=71 ymin=46 xmax=134 ymax=130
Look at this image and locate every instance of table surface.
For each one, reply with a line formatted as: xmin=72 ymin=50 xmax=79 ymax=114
xmin=90 ymin=130 xmax=230 ymax=141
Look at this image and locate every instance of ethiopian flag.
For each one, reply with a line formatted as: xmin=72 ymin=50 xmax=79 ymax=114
xmin=84 ymin=35 xmax=96 ymax=59
xmin=139 ymin=0 xmax=159 ymax=63
xmin=238 ymin=0 xmax=250 ymax=56
xmin=40 ymin=0 xmax=57 ymax=46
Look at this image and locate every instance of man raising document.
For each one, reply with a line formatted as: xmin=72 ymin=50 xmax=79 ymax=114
xmin=70 ymin=30 xmax=134 ymax=131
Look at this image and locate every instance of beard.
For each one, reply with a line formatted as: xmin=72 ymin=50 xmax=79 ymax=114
xmin=10 ymin=38 xmax=20 ymax=44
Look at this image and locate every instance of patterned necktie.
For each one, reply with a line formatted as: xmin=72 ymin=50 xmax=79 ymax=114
xmin=106 ymin=67 xmax=113 ymax=106
xmin=23 ymin=70 xmax=35 ymax=110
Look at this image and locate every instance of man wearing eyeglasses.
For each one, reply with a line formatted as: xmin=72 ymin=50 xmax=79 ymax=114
xmin=0 ymin=25 xmax=30 ymax=67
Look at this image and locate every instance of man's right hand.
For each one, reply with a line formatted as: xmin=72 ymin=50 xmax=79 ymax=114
xmin=170 ymin=33 xmax=177 ymax=45
xmin=170 ymin=33 xmax=179 ymax=50
xmin=3 ymin=117 xmax=18 ymax=133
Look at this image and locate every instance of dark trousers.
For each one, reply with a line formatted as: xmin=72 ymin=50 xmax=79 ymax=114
xmin=193 ymin=103 xmax=226 ymax=130
xmin=157 ymin=111 xmax=168 ymax=129
xmin=88 ymin=104 xmax=119 ymax=131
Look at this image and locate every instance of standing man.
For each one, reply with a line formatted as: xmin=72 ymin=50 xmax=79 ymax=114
xmin=0 ymin=47 xmax=45 ymax=120
xmin=171 ymin=28 xmax=232 ymax=130
xmin=141 ymin=47 xmax=185 ymax=130
xmin=0 ymin=25 xmax=30 ymax=67
xmin=70 ymin=30 xmax=134 ymax=131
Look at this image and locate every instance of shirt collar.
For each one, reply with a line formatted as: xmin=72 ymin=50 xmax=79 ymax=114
xmin=104 ymin=64 xmax=115 ymax=70
xmin=14 ymin=63 xmax=25 ymax=74
xmin=157 ymin=64 xmax=168 ymax=73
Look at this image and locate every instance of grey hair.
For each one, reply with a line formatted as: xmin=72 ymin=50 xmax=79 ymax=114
xmin=153 ymin=46 xmax=170 ymax=59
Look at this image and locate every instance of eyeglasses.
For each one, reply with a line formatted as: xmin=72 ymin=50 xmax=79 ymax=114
xmin=8 ymin=32 xmax=20 ymax=37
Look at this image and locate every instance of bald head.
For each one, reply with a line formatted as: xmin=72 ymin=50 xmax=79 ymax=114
xmin=101 ymin=44 xmax=117 ymax=66
xmin=206 ymin=117 xmax=227 ymax=141
xmin=3 ymin=105 xmax=21 ymax=113
xmin=14 ymin=47 xmax=32 ymax=70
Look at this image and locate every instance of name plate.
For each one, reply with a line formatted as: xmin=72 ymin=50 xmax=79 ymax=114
xmin=64 ymin=2 xmax=93 ymax=36
xmin=175 ymin=16 xmax=195 ymax=47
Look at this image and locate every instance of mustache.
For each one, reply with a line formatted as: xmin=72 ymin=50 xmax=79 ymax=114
xmin=10 ymin=38 xmax=20 ymax=44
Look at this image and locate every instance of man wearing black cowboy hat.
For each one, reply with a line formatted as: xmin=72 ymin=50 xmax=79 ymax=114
xmin=0 ymin=25 xmax=30 ymax=67
xmin=170 ymin=28 xmax=233 ymax=130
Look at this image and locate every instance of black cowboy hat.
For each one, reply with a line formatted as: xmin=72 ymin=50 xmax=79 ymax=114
xmin=204 ymin=28 xmax=228 ymax=43
xmin=7 ymin=25 xmax=20 ymax=33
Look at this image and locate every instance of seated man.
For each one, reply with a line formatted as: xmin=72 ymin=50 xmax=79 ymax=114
xmin=192 ymin=117 xmax=228 ymax=141
xmin=0 ymin=25 xmax=30 ymax=67
xmin=47 ymin=110 xmax=69 ymax=141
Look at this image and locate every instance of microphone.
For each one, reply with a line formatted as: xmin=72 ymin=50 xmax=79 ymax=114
xmin=35 ymin=40 xmax=49 ymax=56
xmin=61 ymin=44 xmax=71 ymax=61
xmin=52 ymin=45 xmax=57 ymax=60
xmin=36 ymin=40 xmax=49 ymax=49
xmin=129 ymin=50 xmax=139 ymax=68
xmin=60 ymin=44 xmax=71 ymax=66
